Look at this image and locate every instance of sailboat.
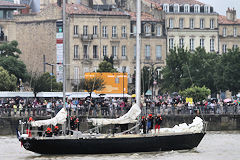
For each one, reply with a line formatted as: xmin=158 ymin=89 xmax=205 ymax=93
xmin=18 ymin=0 xmax=206 ymax=154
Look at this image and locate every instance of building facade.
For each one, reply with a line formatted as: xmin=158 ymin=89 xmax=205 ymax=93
xmin=66 ymin=3 xmax=166 ymax=91
xmin=218 ymin=8 xmax=240 ymax=54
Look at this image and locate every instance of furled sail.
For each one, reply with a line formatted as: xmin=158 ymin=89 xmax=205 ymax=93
xmin=88 ymin=104 xmax=141 ymax=126
xmin=31 ymin=108 xmax=67 ymax=127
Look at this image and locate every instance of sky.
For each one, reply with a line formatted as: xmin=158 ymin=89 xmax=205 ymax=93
xmin=199 ymin=0 xmax=240 ymax=18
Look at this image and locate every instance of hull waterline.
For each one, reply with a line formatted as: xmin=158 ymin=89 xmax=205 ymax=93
xmin=20 ymin=132 xmax=205 ymax=154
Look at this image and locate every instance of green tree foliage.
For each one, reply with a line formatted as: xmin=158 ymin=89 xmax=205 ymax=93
xmin=161 ymin=47 xmax=191 ymax=93
xmin=0 ymin=56 xmax=29 ymax=82
xmin=0 ymin=40 xmax=22 ymax=58
xmin=30 ymin=72 xmax=62 ymax=97
xmin=185 ymin=47 xmax=219 ymax=95
xmin=97 ymin=61 xmax=118 ymax=72
xmin=0 ymin=66 xmax=17 ymax=91
xmin=179 ymin=86 xmax=210 ymax=103
xmin=216 ymin=48 xmax=240 ymax=95
xmin=77 ymin=77 xmax=105 ymax=98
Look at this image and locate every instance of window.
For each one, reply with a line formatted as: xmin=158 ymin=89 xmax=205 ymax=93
xmin=145 ymin=45 xmax=150 ymax=59
xmin=145 ymin=25 xmax=151 ymax=36
xmin=102 ymin=26 xmax=107 ymax=38
xmin=93 ymin=45 xmax=98 ymax=59
xmin=169 ymin=18 xmax=174 ymax=28
xmin=103 ymin=45 xmax=107 ymax=57
xmin=156 ymin=45 xmax=162 ymax=60
xmin=156 ymin=25 xmax=161 ymax=36
xmin=190 ymin=38 xmax=194 ymax=51
xmin=233 ymin=44 xmax=238 ymax=50
xmin=83 ymin=25 xmax=88 ymax=35
xmin=173 ymin=4 xmax=179 ymax=13
xmin=112 ymin=46 xmax=117 ymax=58
xmin=223 ymin=27 xmax=227 ymax=37
xmin=74 ymin=67 xmax=79 ymax=83
xmin=210 ymin=39 xmax=214 ymax=52
xmin=74 ymin=25 xmax=78 ymax=35
xmin=200 ymin=38 xmax=205 ymax=48
xmin=83 ymin=45 xmax=88 ymax=59
xmin=190 ymin=18 xmax=194 ymax=29
xmin=194 ymin=5 xmax=200 ymax=13
xmin=122 ymin=45 xmax=127 ymax=58
xmin=133 ymin=25 xmax=137 ymax=35
xmin=93 ymin=25 xmax=97 ymax=35
xmin=74 ymin=45 xmax=79 ymax=59
xmin=112 ymin=26 xmax=117 ymax=38
xmin=169 ymin=38 xmax=174 ymax=50
xmin=163 ymin=4 xmax=169 ymax=12
xmin=210 ymin=19 xmax=214 ymax=29
xmin=179 ymin=18 xmax=184 ymax=29
xmin=233 ymin=27 xmax=237 ymax=37
xmin=200 ymin=19 xmax=204 ymax=29
xmin=134 ymin=44 xmax=136 ymax=59
xmin=204 ymin=5 xmax=210 ymax=13
xmin=122 ymin=26 xmax=126 ymax=38
xmin=184 ymin=4 xmax=189 ymax=13
xmin=179 ymin=38 xmax=184 ymax=48
xmin=222 ymin=44 xmax=227 ymax=53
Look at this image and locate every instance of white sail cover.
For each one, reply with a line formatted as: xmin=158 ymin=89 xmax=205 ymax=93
xmin=31 ymin=108 xmax=67 ymax=127
xmin=89 ymin=104 xmax=141 ymax=126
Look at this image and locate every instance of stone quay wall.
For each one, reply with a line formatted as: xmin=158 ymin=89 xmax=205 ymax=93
xmin=1 ymin=115 xmax=240 ymax=135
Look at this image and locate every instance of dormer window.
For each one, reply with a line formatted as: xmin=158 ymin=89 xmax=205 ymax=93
xmin=163 ymin=4 xmax=169 ymax=12
xmin=204 ymin=5 xmax=210 ymax=13
xmin=184 ymin=4 xmax=190 ymax=13
xmin=174 ymin=4 xmax=179 ymax=13
xmin=144 ymin=24 xmax=151 ymax=36
xmin=194 ymin=4 xmax=200 ymax=13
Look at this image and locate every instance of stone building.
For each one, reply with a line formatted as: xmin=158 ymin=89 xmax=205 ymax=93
xmin=66 ymin=3 xmax=166 ymax=91
xmin=218 ymin=8 xmax=240 ymax=54
xmin=14 ymin=4 xmax=62 ymax=74
xmin=142 ymin=0 xmax=219 ymax=53
xmin=0 ymin=1 xmax=25 ymax=43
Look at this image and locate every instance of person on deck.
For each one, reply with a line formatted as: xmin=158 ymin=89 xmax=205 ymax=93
xmin=45 ymin=127 xmax=53 ymax=137
xmin=26 ymin=117 xmax=33 ymax=137
xmin=141 ymin=116 xmax=147 ymax=134
xmin=147 ymin=114 xmax=153 ymax=133
xmin=154 ymin=115 xmax=163 ymax=133
xmin=54 ymin=125 xmax=59 ymax=136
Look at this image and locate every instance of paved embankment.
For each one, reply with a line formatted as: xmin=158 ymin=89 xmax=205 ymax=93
xmin=1 ymin=115 xmax=240 ymax=135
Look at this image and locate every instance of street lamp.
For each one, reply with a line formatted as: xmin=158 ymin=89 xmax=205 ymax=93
xmin=44 ymin=63 xmax=54 ymax=92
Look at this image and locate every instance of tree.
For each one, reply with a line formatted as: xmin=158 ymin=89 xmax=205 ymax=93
xmin=161 ymin=47 xmax=191 ymax=93
xmin=179 ymin=86 xmax=210 ymax=103
xmin=78 ymin=76 xmax=105 ymax=98
xmin=0 ymin=40 xmax=22 ymax=58
xmin=0 ymin=66 xmax=17 ymax=91
xmin=97 ymin=61 xmax=118 ymax=72
xmin=30 ymin=72 xmax=62 ymax=97
xmin=184 ymin=47 xmax=219 ymax=95
xmin=216 ymin=48 xmax=240 ymax=95
xmin=0 ymin=56 xmax=29 ymax=82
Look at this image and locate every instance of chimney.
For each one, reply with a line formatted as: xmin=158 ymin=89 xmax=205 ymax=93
xmin=226 ymin=8 xmax=237 ymax=21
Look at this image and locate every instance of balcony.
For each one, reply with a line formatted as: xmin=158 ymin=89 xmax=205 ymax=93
xmin=81 ymin=34 xmax=93 ymax=41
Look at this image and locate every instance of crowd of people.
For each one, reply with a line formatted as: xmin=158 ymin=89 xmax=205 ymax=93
xmin=0 ymin=96 xmax=240 ymax=118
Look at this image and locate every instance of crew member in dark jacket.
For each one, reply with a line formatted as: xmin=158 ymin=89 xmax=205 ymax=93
xmin=154 ymin=115 xmax=163 ymax=133
xmin=141 ymin=116 xmax=147 ymax=134
xmin=147 ymin=114 xmax=153 ymax=133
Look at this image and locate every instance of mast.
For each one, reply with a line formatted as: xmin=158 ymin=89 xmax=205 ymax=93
xmin=136 ymin=0 xmax=141 ymax=107
xmin=63 ymin=0 xmax=66 ymax=108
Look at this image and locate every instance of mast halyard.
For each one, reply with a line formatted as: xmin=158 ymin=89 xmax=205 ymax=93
xmin=136 ymin=0 xmax=141 ymax=107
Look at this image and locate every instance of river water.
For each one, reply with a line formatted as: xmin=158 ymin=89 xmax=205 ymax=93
xmin=0 ymin=131 xmax=239 ymax=160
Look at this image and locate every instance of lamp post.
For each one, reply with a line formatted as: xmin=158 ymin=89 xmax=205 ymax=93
xmin=44 ymin=63 xmax=54 ymax=92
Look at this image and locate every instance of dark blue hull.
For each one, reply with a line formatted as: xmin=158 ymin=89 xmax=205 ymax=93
xmin=20 ymin=132 xmax=205 ymax=154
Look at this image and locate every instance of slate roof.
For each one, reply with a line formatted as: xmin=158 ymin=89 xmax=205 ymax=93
xmin=145 ymin=0 xmax=206 ymax=6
